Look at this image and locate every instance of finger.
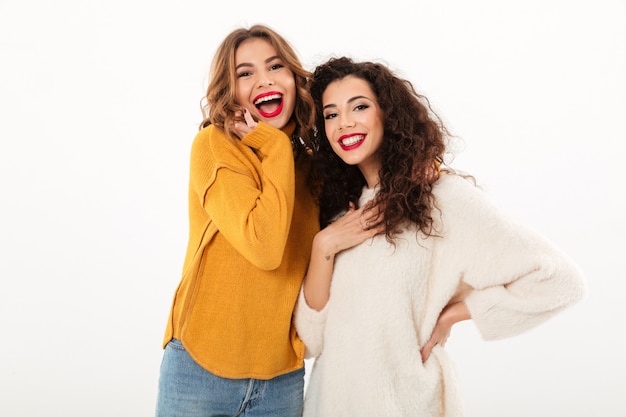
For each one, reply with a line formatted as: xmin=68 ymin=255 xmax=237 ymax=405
xmin=243 ymin=108 xmax=258 ymax=128
xmin=359 ymin=215 xmax=368 ymax=230
xmin=422 ymin=336 xmax=439 ymax=361
xmin=365 ymin=226 xmax=383 ymax=239
xmin=365 ymin=207 xmax=384 ymax=223
xmin=230 ymin=121 xmax=242 ymax=139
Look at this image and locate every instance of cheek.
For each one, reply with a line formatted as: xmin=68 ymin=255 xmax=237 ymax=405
xmin=284 ymin=80 xmax=297 ymax=110
xmin=282 ymin=73 xmax=296 ymax=93
xmin=234 ymin=81 xmax=251 ymax=105
xmin=234 ymin=91 xmax=245 ymax=106
xmin=284 ymin=90 xmax=296 ymax=114
xmin=324 ymin=119 xmax=335 ymax=135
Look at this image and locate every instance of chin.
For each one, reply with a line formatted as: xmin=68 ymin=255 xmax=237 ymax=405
xmin=264 ymin=116 xmax=289 ymax=130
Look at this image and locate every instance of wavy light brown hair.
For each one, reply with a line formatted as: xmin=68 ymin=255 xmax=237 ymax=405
xmin=310 ymin=57 xmax=451 ymax=240
xmin=199 ymin=24 xmax=315 ymax=152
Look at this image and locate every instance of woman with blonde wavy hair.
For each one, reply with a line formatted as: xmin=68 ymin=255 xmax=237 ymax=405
xmin=156 ymin=24 xmax=318 ymax=417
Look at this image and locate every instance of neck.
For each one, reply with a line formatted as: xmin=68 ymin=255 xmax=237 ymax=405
xmin=358 ymin=163 xmax=380 ymax=189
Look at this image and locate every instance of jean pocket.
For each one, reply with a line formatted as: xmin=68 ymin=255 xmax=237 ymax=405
xmin=166 ymin=338 xmax=185 ymax=351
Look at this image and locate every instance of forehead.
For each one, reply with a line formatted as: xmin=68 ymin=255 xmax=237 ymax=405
xmin=322 ymin=75 xmax=376 ymax=103
xmin=235 ymin=38 xmax=277 ymax=65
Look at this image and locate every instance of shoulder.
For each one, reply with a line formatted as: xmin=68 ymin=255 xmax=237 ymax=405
xmin=190 ymin=125 xmax=243 ymax=163
xmin=192 ymin=125 xmax=235 ymax=151
xmin=432 ymin=171 xmax=482 ymax=205
xmin=431 ymin=171 xmax=507 ymax=229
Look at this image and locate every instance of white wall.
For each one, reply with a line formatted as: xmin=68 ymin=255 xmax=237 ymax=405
xmin=1 ymin=0 xmax=624 ymax=416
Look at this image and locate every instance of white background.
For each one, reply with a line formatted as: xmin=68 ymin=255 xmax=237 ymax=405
xmin=1 ymin=0 xmax=625 ymax=416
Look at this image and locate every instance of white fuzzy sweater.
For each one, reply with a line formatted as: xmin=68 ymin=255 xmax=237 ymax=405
xmin=294 ymin=172 xmax=586 ymax=417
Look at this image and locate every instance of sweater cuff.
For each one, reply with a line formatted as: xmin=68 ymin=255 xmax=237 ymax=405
xmin=295 ymin=287 xmax=329 ymax=324
xmin=464 ymin=285 xmax=569 ymax=341
xmin=294 ymin=287 xmax=329 ymax=359
xmin=240 ymin=122 xmax=288 ymax=150
xmin=463 ymin=286 xmax=506 ymax=340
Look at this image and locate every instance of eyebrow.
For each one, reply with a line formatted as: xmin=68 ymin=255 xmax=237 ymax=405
xmin=235 ymin=55 xmax=281 ymax=71
xmin=323 ymin=95 xmax=370 ymax=111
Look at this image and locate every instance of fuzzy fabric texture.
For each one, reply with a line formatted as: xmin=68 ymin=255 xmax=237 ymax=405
xmin=294 ymin=172 xmax=586 ymax=417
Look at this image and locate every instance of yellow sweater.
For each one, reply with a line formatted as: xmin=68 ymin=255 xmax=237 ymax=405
xmin=163 ymin=121 xmax=319 ymax=379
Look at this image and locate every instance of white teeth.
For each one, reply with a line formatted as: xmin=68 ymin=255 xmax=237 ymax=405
xmin=340 ymin=135 xmax=364 ymax=147
xmin=254 ymin=94 xmax=281 ymax=105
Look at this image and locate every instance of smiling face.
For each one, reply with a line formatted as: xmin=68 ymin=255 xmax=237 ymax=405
xmin=234 ymin=38 xmax=296 ymax=130
xmin=322 ymin=75 xmax=385 ymax=188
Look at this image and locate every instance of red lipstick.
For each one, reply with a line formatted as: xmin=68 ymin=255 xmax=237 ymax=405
xmin=253 ymin=91 xmax=284 ymax=118
xmin=338 ymin=133 xmax=366 ymax=151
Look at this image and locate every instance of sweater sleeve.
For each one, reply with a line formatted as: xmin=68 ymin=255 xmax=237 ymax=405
xmin=294 ymin=287 xmax=329 ymax=359
xmin=189 ymin=122 xmax=295 ymax=270
xmin=435 ymin=173 xmax=587 ymax=340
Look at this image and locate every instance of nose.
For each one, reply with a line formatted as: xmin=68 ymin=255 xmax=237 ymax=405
xmin=338 ymin=117 xmax=355 ymax=130
xmin=258 ymin=75 xmax=274 ymax=87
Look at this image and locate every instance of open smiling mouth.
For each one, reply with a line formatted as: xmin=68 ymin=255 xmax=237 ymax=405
xmin=254 ymin=93 xmax=284 ymax=118
xmin=339 ymin=134 xmax=365 ymax=150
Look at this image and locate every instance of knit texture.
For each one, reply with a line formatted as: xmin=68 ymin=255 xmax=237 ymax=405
xmin=163 ymin=121 xmax=319 ymax=379
xmin=295 ymin=172 xmax=586 ymax=416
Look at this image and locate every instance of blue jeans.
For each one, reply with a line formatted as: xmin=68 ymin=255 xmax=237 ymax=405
xmin=156 ymin=339 xmax=304 ymax=417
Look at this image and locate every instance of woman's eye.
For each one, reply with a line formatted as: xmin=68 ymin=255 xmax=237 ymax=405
xmin=355 ymin=104 xmax=369 ymax=111
xmin=270 ymin=63 xmax=284 ymax=71
xmin=324 ymin=113 xmax=337 ymax=120
xmin=237 ymin=71 xmax=251 ymax=78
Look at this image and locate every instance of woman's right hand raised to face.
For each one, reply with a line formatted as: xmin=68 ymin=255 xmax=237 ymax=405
xmin=231 ymin=108 xmax=258 ymax=139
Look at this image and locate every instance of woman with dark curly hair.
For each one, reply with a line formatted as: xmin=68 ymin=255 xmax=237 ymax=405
xmin=294 ymin=57 xmax=586 ymax=416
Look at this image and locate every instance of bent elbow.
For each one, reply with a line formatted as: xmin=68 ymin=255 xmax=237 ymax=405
xmin=245 ymin=250 xmax=284 ymax=271
xmin=560 ymin=261 xmax=587 ymax=306
xmin=252 ymin=258 xmax=283 ymax=271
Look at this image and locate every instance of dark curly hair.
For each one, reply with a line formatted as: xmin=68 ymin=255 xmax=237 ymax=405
xmin=309 ymin=57 xmax=450 ymax=241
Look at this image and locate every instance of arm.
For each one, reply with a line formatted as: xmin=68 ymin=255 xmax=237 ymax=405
xmin=434 ymin=174 xmax=587 ymax=341
xmin=420 ymin=301 xmax=471 ymax=362
xmin=190 ymin=122 xmax=296 ymax=270
xmin=303 ymin=204 xmax=383 ymax=310
xmin=294 ymin=204 xmax=383 ymax=358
